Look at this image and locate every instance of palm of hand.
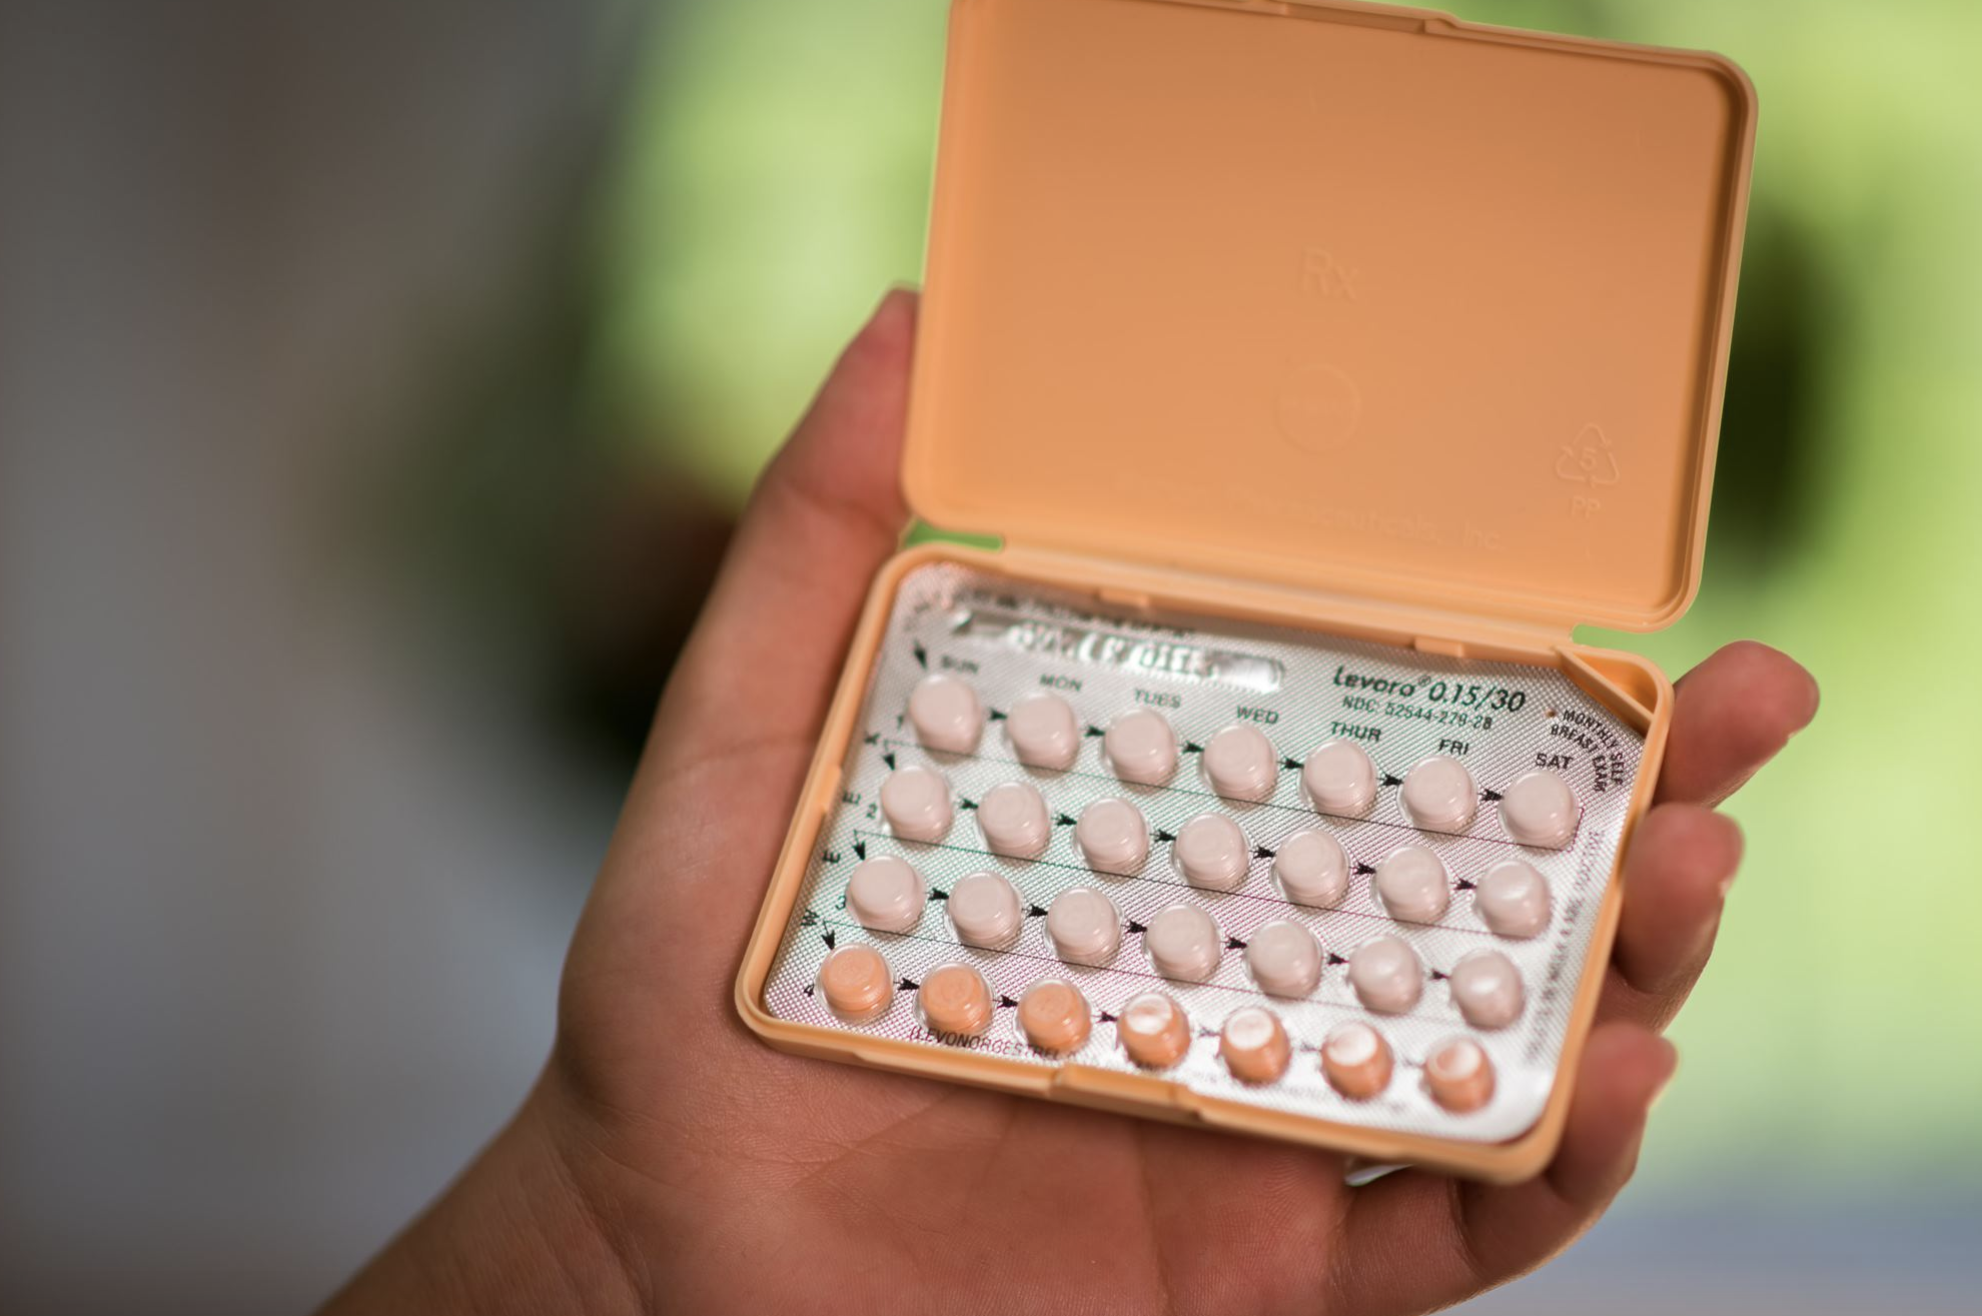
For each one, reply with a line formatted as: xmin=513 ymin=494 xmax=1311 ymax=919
xmin=539 ymin=292 xmax=1816 ymax=1316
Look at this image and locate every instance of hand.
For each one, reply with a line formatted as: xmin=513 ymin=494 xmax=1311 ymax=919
xmin=325 ymin=290 xmax=1819 ymax=1316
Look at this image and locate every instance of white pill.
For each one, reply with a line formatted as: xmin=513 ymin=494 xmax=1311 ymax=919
xmin=977 ymin=781 xmax=1051 ymax=859
xmin=1201 ymin=724 xmax=1278 ymax=802
xmin=1046 ymin=887 xmax=1121 ymax=966
xmin=1348 ymin=936 xmax=1424 ymax=1014
xmin=1302 ymin=739 xmax=1378 ymax=815
xmin=1006 ymin=691 xmax=1080 ymax=771
xmin=1473 ymin=859 xmax=1553 ymax=938
xmin=1272 ymin=829 xmax=1350 ymax=907
xmin=878 ymin=766 xmax=952 ymax=842
xmin=1498 ymin=769 xmax=1579 ymax=848
xmin=1374 ymin=846 xmax=1452 ymax=924
xmin=907 ymin=673 xmax=982 ymax=754
xmin=1145 ymin=904 xmax=1222 ymax=982
xmin=845 ymin=856 xmax=925 ymax=933
xmin=1076 ymin=798 xmax=1149 ymax=875
xmin=1402 ymin=756 xmax=1477 ymax=833
xmin=1448 ymin=949 xmax=1526 ymax=1029
xmin=1104 ymin=709 xmax=1178 ymax=785
xmin=1245 ymin=920 xmax=1323 ymax=997
xmin=1173 ymin=813 xmax=1250 ymax=891
xmin=947 ymin=871 xmax=1023 ymax=949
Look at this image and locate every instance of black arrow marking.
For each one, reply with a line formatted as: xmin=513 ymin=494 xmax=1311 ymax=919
xmin=853 ymin=840 xmax=867 ymax=860
xmin=1353 ymin=862 xmax=1377 ymax=876
xmin=912 ymin=641 xmax=928 ymax=669
xmin=988 ymin=708 xmax=1007 ymax=721
xmin=958 ymin=798 xmax=978 ymax=811
xmin=1281 ymin=757 xmax=1305 ymax=770
xmin=1327 ymin=952 xmax=1349 ymax=966
xmin=1225 ymin=935 xmax=1248 ymax=950
xmin=1085 ymin=725 xmax=1106 ymax=738
xmin=1027 ymin=904 xmax=1049 ymax=918
xmin=1429 ymin=969 xmax=1449 ymax=981
xmin=881 ymin=750 xmax=897 ymax=770
xmin=1253 ymin=845 xmax=1277 ymax=860
xmin=1055 ymin=813 xmax=1078 ymax=826
xmin=1183 ymin=741 xmax=1204 ymax=754
xmin=1099 ymin=1011 xmax=1118 ymax=1023
xmin=822 ymin=929 xmax=837 ymax=950
xmin=1455 ymin=878 xmax=1477 ymax=891
xmin=898 ymin=977 xmax=918 ymax=990
xmin=1154 ymin=829 xmax=1177 ymax=843
xmin=863 ymin=732 xmax=880 ymax=745
xmin=1481 ymin=788 xmax=1505 ymax=802
xmin=929 ymin=888 xmax=948 ymax=901
xmin=1382 ymin=773 xmax=1404 ymax=787
xmin=1127 ymin=919 xmax=1148 ymax=935
xmin=998 ymin=995 xmax=1019 ymax=1009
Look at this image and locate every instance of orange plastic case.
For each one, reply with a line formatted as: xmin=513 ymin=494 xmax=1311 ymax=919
xmin=735 ymin=0 xmax=1753 ymax=1182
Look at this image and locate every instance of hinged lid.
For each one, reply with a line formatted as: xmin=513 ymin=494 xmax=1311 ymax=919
xmin=903 ymin=0 xmax=1755 ymax=632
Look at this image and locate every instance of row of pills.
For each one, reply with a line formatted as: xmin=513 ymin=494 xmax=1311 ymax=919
xmin=877 ymin=770 xmax=1555 ymax=938
xmin=816 ymin=944 xmax=1498 ymax=1112
xmin=844 ymin=858 xmax=1528 ymax=1027
xmin=906 ymin=674 xmax=1581 ymax=847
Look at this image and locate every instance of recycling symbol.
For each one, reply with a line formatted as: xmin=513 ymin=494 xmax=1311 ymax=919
xmin=1555 ymin=424 xmax=1621 ymax=486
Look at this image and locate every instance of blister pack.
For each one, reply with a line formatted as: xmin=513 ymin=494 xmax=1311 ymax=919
xmin=757 ymin=562 xmax=1645 ymax=1148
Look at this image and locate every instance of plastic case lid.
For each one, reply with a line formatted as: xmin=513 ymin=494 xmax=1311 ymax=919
xmin=902 ymin=0 xmax=1755 ymax=632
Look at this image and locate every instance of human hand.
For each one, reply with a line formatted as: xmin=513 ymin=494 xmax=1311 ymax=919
xmin=325 ymin=289 xmax=1819 ymax=1316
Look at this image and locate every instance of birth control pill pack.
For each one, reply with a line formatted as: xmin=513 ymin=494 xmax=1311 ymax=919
xmin=735 ymin=0 xmax=1753 ymax=1182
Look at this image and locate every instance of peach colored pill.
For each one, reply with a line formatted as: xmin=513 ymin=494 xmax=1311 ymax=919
xmin=817 ymin=945 xmax=893 ymax=1024
xmin=1321 ymin=1021 xmax=1394 ymax=1100
xmin=908 ymin=673 xmax=982 ymax=754
xmin=1448 ymin=949 xmax=1526 ymax=1029
xmin=1219 ymin=1006 xmax=1291 ymax=1084
xmin=1498 ymin=769 xmax=1579 ymax=848
xmin=1076 ymin=798 xmax=1149 ymax=874
xmin=1348 ymin=936 xmax=1424 ymax=1014
xmin=1202 ymin=724 xmax=1278 ymax=802
xmin=947 ymin=871 xmax=1024 ymax=949
xmin=1374 ymin=846 xmax=1451 ymax=924
xmin=1402 ymin=755 xmax=1478 ymax=833
xmin=879 ymin=766 xmax=952 ymax=843
xmin=1006 ymin=691 xmax=1080 ymax=770
xmin=845 ymin=856 xmax=925 ymax=933
xmin=1173 ymin=813 xmax=1249 ymax=891
xmin=1273 ymin=829 xmax=1349 ymax=907
xmin=1145 ymin=903 xmax=1222 ymax=982
xmin=1302 ymin=739 xmax=1378 ymax=815
xmin=1118 ymin=991 xmax=1192 ymax=1069
xmin=1474 ymin=859 xmax=1553 ymax=938
xmin=1104 ymin=709 xmax=1178 ymax=785
xmin=918 ymin=964 xmax=994 ymax=1039
xmin=1018 ymin=979 xmax=1092 ymax=1054
xmin=978 ymin=780 xmax=1051 ymax=859
xmin=1047 ymin=887 xmax=1122 ymax=966
xmin=1245 ymin=920 xmax=1323 ymax=997
xmin=1425 ymin=1036 xmax=1496 ymax=1113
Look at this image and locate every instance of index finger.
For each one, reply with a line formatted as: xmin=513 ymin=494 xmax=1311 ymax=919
xmin=1656 ymin=640 xmax=1819 ymax=806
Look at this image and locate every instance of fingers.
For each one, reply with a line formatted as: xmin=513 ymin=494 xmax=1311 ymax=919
xmin=1599 ymin=804 xmax=1744 ymax=1029
xmin=654 ymin=289 xmax=917 ymax=757
xmin=1658 ymin=640 xmax=1819 ymax=807
xmin=1333 ymin=1023 xmax=1676 ymax=1316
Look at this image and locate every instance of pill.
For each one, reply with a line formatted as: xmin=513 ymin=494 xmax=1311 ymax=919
xmin=1402 ymin=755 xmax=1478 ymax=833
xmin=1076 ymin=798 xmax=1149 ymax=874
xmin=1448 ymin=949 xmax=1526 ymax=1029
xmin=1321 ymin=1021 xmax=1394 ymax=1100
xmin=878 ymin=766 xmax=952 ymax=842
xmin=1373 ymin=846 xmax=1452 ymax=924
xmin=1473 ymin=859 xmax=1553 ymax=938
xmin=917 ymin=964 xmax=995 ymax=1038
xmin=1498 ymin=769 xmax=1579 ymax=848
xmin=845 ymin=856 xmax=926 ymax=933
xmin=1145 ymin=903 xmax=1223 ymax=982
xmin=1220 ymin=1006 xmax=1292 ymax=1084
xmin=1245 ymin=920 xmax=1323 ymax=997
xmin=1018 ymin=979 xmax=1092 ymax=1054
xmin=1117 ymin=991 xmax=1193 ymax=1069
xmin=1104 ymin=709 xmax=1178 ymax=785
xmin=1006 ymin=691 xmax=1081 ymax=771
xmin=1425 ymin=1036 xmax=1496 ymax=1113
xmin=1201 ymin=724 xmax=1278 ymax=802
xmin=1272 ymin=829 xmax=1350 ymax=907
xmin=947 ymin=871 xmax=1024 ymax=949
xmin=816 ymin=944 xmax=893 ymax=1023
xmin=977 ymin=780 xmax=1051 ymax=859
xmin=1173 ymin=813 xmax=1250 ymax=891
xmin=908 ymin=673 xmax=982 ymax=754
xmin=1046 ymin=887 xmax=1122 ymax=966
xmin=1348 ymin=936 xmax=1424 ymax=1014
xmin=1302 ymin=739 xmax=1378 ymax=815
